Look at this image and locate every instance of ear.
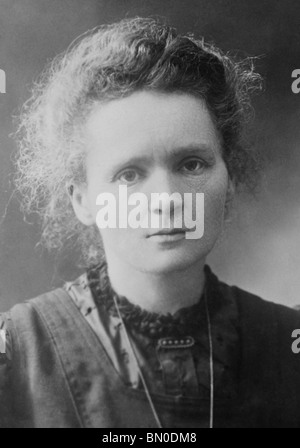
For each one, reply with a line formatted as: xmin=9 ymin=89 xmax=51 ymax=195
xmin=68 ymin=183 xmax=94 ymax=226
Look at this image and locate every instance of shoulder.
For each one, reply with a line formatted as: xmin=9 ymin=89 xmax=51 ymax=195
xmin=231 ymin=283 xmax=300 ymax=329
xmin=207 ymin=266 xmax=300 ymax=337
xmin=6 ymin=273 xmax=89 ymax=320
xmin=0 ymin=277 xmax=84 ymax=356
xmin=0 ymin=278 xmax=88 ymax=390
xmin=208 ymin=265 xmax=300 ymax=322
xmin=1 ymin=274 xmax=93 ymax=358
xmin=221 ymin=280 xmax=300 ymax=375
xmin=0 ymin=277 xmax=90 ymax=428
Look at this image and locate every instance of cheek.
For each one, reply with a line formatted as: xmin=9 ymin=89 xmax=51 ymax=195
xmin=86 ymin=181 xmax=113 ymax=222
xmin=203 ymin=168 xmax=229 ymax=228
xmin=205 ymin=191 xmax=226 ymax=226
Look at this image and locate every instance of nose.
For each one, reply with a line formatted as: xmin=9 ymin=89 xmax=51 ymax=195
xmin=145 ymin=169 xmax=183 ymax=219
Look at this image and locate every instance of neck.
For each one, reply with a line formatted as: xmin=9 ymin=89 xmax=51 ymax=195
xmin=105 ymin=255 xmax=206 ymax=315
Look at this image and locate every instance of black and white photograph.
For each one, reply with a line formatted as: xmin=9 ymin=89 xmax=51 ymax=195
xmin=0 ymin=0 xmax=300 ymax=429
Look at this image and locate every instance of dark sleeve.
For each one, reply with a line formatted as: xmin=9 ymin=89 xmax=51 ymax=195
xmin=0 ymin=313 xmax=14 ymax=428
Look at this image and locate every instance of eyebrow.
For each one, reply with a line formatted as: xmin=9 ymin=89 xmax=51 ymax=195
xmin=108 ymin=144 xmax=216 ymax=175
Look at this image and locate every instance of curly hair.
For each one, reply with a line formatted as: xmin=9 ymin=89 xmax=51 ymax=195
xmin=14 ymin=17 xmax=262 ymax=266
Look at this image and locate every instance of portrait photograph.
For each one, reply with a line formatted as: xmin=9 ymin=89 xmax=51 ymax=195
xmin=0 ymin=0 xmax=300 ymax=429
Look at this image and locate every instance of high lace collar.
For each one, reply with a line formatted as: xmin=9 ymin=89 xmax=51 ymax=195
xmin=87 ymin=262 xmax=215 ymax=339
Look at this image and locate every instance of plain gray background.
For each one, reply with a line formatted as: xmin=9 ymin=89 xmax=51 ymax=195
xmin=0 ymin=0 xmax=300 ymax=312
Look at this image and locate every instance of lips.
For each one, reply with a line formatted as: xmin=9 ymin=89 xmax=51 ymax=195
xmin=147 ymin=228 xmax=188 ymax=237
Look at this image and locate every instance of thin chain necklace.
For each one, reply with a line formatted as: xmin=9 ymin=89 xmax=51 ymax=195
xmin=112 ymin=286 xmax=214 ymax=429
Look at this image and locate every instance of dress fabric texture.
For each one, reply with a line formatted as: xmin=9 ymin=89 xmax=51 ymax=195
xmin=0 ymin=265 xmax=300 ymax=428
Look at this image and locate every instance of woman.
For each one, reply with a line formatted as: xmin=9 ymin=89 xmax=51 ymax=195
xmin=1 ymin=17 xmax=300 ymax=428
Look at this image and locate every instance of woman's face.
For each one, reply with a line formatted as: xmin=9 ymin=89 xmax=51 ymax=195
xmin=74 ymin=91 xmax=232 ymax=273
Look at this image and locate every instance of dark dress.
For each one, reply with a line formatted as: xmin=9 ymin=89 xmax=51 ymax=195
xmin=0 ymin=264 xmax=300 ymax=428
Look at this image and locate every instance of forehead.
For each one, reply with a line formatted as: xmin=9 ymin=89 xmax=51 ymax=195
xmin=84 ymin=91 xmax=221 ymax=163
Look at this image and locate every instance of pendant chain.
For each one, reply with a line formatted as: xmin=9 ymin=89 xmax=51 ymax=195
xmin=112 ymin=286 xmax=214 ymax=429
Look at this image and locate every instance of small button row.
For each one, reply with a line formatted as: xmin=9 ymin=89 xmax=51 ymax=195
xmin=158 ymin=336 xmax=195 ymax=349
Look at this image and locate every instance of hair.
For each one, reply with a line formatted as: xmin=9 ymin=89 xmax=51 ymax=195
xmin=14 ymin=16 xmax=262 ymax=266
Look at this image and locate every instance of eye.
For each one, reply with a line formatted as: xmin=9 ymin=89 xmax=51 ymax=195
xmin=181 ymin=159 xmax=205 ymax=174
xmin=117 ymin=169 xmax=140 ymax=184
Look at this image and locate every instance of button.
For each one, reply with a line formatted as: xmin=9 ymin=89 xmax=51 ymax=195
xmin=158 ymin=336 xmax=195 ymax=349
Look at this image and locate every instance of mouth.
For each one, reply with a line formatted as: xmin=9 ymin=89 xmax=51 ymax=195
xmin=146 ymin=228 xmax=190 ymax=242
xmin=151 ymin=228 xmax=185 ymax=236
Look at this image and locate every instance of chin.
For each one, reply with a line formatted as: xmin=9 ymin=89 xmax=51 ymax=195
xmin=130 ymin=246 xmax=206 ymax=274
